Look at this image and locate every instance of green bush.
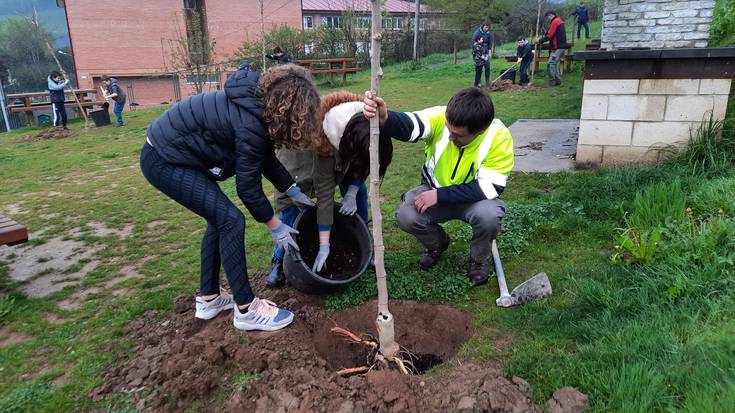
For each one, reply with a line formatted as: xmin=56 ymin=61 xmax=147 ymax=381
xmin=711 ymin=0 xmax=735 ymax=47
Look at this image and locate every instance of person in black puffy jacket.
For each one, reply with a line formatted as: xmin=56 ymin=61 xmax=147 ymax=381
xmin=140 ymin=63 xmax=321 ymax=332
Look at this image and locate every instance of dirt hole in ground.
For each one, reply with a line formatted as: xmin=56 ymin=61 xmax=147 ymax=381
xmin=93 ymin=274 xmax=586 ymax=412
xmin=314 ymin=300 xmax=471 ymax=373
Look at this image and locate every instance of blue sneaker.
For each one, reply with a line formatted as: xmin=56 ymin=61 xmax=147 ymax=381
xmin=233 ymin=297 xmax=294 ymax=331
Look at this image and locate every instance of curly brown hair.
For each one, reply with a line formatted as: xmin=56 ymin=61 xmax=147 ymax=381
xmin=259 ymin=64 xmax=321 ymax=152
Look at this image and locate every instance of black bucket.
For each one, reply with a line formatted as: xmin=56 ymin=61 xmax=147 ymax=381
xmin=501 ymin=68 xmax=517 ymax=84
xmin=90 ymin=108 xmax=111 ymax=127
xmin=283 ymin=205 xmax=372 ymax=294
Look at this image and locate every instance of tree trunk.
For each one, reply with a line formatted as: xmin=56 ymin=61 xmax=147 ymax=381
xmin=260 ymin=0 xmax=266 ymax=71
xmin=452 ymin=38 xmax=457 ymax=65
xmin=531 ymin=0 xmax=543 ymax=82
xmin=413 ymin=0 xmax=420 ymax=61
xmin=369 ymin=0 xmax=399 ymax=359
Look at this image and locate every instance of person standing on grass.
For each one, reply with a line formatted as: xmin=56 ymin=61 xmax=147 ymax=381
xmin=471 ymin=22 xmax=492 ymax=87
xmin=265 ymin=46 xmax=292 ymax=65
xmin=48 ymin=71 xmax=69 ymax=130
xmin=516 ymin=37 xmax=535 ymax=86
xmin=537 ymin=11 xmax=568 ymax=87
xmin=140 ymin=63 xmax=321 ymax=332
xmin=472 ymin=36 xmax=488 ymax=88
xmin=363 ymin=87 xmax=514 ymax=286
xmin=101 ymin=76 xmax=126 ymax=127
xmin=572 ymin=2 xmax=591 ymax=40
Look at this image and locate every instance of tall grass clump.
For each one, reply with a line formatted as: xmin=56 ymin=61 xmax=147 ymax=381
xmin=627 ymin=178 xmax=686 ymax=229
xmin=675 ymin=114 xmax=735 ymax=176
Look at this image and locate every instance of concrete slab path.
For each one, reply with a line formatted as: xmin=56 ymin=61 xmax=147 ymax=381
xmin=509 ymin=119 xmax=579 ymax=172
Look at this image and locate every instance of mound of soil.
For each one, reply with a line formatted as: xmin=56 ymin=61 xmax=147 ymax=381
xmin=489 ymin=80 xmax=544 ymax=92
xmin=92 ymin=274 xmax=586 ymax=412
xmin=15 ymin=128 xmax=77 ymax=143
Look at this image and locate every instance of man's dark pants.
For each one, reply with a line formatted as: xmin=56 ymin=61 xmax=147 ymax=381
xmin=519 ymin=59 xmax=531 ymax=85
xmin=577 ymin=22 xmax=590 ymax=39
xmin=395 ymin=185 xmax=505 ymax=264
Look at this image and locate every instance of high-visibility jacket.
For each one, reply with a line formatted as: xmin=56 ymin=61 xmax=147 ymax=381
xmin=382 ymin=106 xmax=514 ymax=203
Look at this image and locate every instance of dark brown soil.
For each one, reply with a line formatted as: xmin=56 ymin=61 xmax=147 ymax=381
xmin=91 ymin=273 xmax=586 ymax=412
xmin=489 ymin=80 xmax=544 ymax=92
xmin=295 ymin=212 xmax=363 ymax=281
xmin=15 ymin=128 xmax=77 ymax=143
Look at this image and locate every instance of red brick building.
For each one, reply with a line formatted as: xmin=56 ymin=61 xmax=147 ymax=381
xmin=60 ymin=0 xmax=302 ymax=107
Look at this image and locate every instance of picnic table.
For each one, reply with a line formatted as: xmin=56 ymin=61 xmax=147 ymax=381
xmin=296 ymin=58 xmax=360 ymax=84
xmin=7 ymin=89 xmax=105 ymax=126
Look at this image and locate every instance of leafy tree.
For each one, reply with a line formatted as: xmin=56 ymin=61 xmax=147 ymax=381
xmin=0 ymin=17 xmax=74 ymax=93
xmin=423 ymin=0 xmax=514 ymax=32
xmin=166 ymin=10 xmax=217 ymax=95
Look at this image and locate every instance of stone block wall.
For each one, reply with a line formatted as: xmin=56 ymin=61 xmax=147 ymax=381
xmin=602 ymin=0 xmax=715 ymax=49
xmin=576 ymin=78 xmax=732 ymax=165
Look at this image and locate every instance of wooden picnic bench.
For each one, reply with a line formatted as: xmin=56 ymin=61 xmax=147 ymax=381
xmin=0 ymin=216 xmax=28 ymax=246
xmin=6 ymin=89 xmax=105 ymax=126
xmin=296 ymin=58 xmax=360 ymax=84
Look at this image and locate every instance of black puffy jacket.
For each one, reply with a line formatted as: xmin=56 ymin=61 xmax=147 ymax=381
xmin=146 ymin=64 xmax=294 ymax=223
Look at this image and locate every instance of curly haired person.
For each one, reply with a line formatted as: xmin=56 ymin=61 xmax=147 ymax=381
xmin=140 ymin=63 xmax=321 ymax=331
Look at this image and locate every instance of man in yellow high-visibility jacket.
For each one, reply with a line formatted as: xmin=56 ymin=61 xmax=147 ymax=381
xmin=364 ymin=87 xmax=514 ymax=286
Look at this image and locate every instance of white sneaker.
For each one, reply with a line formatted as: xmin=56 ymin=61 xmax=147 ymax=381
xmin=233 ymin=297 xmax=294 ymax=331
xmin=194 ymin=290 xmax=235 ymax=320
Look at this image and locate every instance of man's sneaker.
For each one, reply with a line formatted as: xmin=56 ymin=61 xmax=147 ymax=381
xmin=266 ymin=258 xmax=285 ymax=288
xmin=467 ymin=259 xmax=491 ymax=286
xmin=233 ymin=297 xmax=294 ymax=331
xmin=194 ymin=290 xmax=234 ymax=320
xmin=419 ymin=230 xmax=450 ymax=271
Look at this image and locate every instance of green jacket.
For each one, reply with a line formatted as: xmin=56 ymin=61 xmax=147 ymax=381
xmin=275 ymin=149 xmax=336 ymax=228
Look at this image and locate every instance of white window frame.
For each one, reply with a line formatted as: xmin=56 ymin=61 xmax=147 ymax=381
xmin=303 ymin=15 xmax=314 ymax=30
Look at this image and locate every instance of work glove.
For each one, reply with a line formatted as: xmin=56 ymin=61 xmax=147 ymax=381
xmin=271 ymin=223 xmax=300 ymax=251
xmin=312 ymin=243 xmax=330 ymax=272
xmin=286 ymin=184 xmax=316 ymax=208
xmin=339 ymin=185 xmax=360 ymax=216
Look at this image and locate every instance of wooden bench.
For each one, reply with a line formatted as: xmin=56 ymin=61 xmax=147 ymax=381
xmin=296 ymin=58 xmax=360 ymax=84
xmin=0 ymin=216 xmax=28 ymax=246
xmin=6 ymin=89 xmax=102 ymax=126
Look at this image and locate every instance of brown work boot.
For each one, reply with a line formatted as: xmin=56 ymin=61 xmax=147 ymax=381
xmin=419 ymin=230 xmax=450 ymax=270
xmin=467 ymin=258 xmax=491 ymax=286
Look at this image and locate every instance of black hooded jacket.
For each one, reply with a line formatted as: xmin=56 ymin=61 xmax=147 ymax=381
xmin=146 ymin=64 xmax=294 ymax=223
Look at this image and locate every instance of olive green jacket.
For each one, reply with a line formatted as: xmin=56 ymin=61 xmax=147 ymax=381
xmin=274 ymin=149 xmax=336 ymax=227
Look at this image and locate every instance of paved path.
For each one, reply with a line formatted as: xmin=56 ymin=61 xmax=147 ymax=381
xmin=509 ymin=119 xmax=579 ymax=172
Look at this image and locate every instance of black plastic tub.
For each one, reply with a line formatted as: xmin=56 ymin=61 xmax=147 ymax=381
xmin=90 ymin=108 xmax=111 ymax=127
xmin=283 ymin=205 xmax=372 ymax=294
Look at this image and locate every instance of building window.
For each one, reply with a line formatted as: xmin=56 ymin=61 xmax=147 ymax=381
xmin=304 ymin=42 xmax=314 ymax=54
xmin=321 ymin=15 xmax=342 ymax=28
xmin=410 ymin=17 xmax=427 ymax=31
xmin=382 ymin=16 xmax=403 ymax=31
xmin=303 ymin=15 xmax=313 ymax=30
xmin=356 ymin=16 xmax=370 ymax=29
xmin=186 ymin=72 xmax=219 ymax=85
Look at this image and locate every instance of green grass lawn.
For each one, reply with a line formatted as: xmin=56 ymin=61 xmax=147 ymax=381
xmin=2 ymin=24 xmax=735 ymax=411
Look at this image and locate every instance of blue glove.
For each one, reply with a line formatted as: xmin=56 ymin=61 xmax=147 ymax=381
xmin=271 ymin=223 xmax=300 ymax=251
xmin=339 ymin=185 xmax=360 ymax=216
xmin=312 ymin=243 xmax=330 ymax=272
xmin=286 ymin=184 xmax=316 ymax=208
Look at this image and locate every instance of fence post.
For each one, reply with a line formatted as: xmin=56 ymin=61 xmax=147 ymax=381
xmin=0 ymin=78 xmax=11 ymax=132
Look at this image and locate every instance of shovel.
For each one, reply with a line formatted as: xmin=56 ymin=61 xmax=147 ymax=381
xmin=490 ymin=62 xmax=519 ymax=87
xmin=491 ymin=240 xmax=552 ymax=307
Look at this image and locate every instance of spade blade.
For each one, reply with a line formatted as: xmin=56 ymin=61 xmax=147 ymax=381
xmin=509 ymin=272 xmax=552 ymax=306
